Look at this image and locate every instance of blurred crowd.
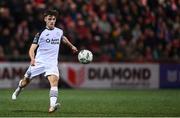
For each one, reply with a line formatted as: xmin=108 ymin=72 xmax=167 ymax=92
xmin=0 ymin=0 xmax=179 ymax=62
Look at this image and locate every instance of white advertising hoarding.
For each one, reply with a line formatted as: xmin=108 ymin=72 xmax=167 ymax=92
xmin=0 ymin=63 xmax=40 ymax=88
xmin=60 ymin=63 xmax=159 ymax=89
xmin=0 ymin=62 xmax=159 ymax=89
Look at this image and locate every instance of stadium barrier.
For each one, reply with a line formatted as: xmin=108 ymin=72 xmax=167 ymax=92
xmin=0 ymin=63 xmax=45 ymax=88
xmin=160 ymin=64 xmax=180 ymax=88
xmin=0 ymin=62 xmax=179 ymax=89
xmin=60 ymin=63 xmax=159 ymax=89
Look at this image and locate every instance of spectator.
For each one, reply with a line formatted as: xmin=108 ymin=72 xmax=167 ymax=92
xmin=0 ymin=0 xmax=179 ymax=62
xmin=0 ymin=46 xmax=5 ymax=61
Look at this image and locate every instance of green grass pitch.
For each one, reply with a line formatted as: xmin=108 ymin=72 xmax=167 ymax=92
xmin=0 ymin=89 xmax=180 ymax=117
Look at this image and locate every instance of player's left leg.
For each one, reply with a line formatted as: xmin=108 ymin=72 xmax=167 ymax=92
xmin=12 ymin=64 xmax=45 ymax=100
xmin=12 ymin=77 xmax=30 ymax=100
xmin=47 ymin=75 xmax=60 ymax=113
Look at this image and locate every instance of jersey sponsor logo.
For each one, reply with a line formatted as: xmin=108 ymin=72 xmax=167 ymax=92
xmin=46 ymin=38 xmax=59 ymax=44
xmin=46 ymin=39 xmax=51 ymax=43
xmin=51 ymin=39 xmax=59 ymax=44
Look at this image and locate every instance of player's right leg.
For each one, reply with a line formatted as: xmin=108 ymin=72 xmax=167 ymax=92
xmin=47 ymin=74 xmax=60 ymax=113
xmin=12 ymin=77 xmax=30 ymax=100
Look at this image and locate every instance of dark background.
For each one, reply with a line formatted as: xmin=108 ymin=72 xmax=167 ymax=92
xmin=0 ymin=0 xmax=179 ymax=63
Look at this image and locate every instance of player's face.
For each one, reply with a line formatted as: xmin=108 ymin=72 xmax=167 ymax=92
xmin=44 ymin=15 xmax=56 ymax=29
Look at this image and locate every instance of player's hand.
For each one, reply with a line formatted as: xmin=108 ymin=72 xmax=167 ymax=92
xmin=30 ymin=59 xmax=35 ymax=66
xmin=71 ymin=46 xmax=78 ymax=54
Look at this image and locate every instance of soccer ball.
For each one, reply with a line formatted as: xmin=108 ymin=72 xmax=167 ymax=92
xmin=78 ymin=49 xmax=93 ymax=64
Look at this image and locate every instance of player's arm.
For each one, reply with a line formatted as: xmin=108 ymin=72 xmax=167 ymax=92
xmin=29 ymin=33 xmax=39 ymax=66
xmin=29 ymin=44 xmax=38 ymax=66
xmin=62 ymin=36 xmax=78 ymax=53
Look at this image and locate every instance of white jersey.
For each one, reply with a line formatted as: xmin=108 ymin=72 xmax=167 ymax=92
xmin=33 ymin=27 xmax=63 ymax=66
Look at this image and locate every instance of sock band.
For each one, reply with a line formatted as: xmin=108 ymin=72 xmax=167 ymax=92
xmin=50 ymin=90 xmax=58 ymax=97
xmin=50 ymin=86 xmax=58 ymax=97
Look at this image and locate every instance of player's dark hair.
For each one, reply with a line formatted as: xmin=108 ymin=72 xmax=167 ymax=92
xmin=44 ymin=9 xmax=58 ymax=17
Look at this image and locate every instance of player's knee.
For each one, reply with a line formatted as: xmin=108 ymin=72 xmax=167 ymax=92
xmin=51 ymin=79 xmax=58 ymax=86
xmin=50 ymin=78 xmax=58 ymax=86
xmin=48 ymin=75 xmax=59 ymax=86
xmin=20 ymin=78 xmax=30 ymax=88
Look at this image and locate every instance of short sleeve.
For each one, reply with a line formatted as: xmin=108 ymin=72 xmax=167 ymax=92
xmin=32 ymin=33 xmax=40 ymax=44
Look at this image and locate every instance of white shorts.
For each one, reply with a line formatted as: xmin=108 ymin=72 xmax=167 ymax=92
xmin=24 ymin=62 xmax=59 ymax=79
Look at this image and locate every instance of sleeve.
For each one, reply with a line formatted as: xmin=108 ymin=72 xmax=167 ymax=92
xmin=32 ymin=33 xmax=40 ymax=44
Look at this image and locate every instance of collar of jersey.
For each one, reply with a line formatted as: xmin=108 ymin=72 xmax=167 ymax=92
xmin=46 ymin=26 xmax=54 ymax=30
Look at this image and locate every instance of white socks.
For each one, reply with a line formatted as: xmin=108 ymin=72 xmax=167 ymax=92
xmin=50 ymin=86 xmax=58 ymax=107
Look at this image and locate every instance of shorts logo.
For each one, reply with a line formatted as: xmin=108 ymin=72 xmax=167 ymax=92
xmin=26 ymin=71 xmax=31 ymax=78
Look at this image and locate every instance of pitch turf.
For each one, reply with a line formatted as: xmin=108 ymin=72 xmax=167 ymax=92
xmin=0 ymin=89 xmax=180 ymax=117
